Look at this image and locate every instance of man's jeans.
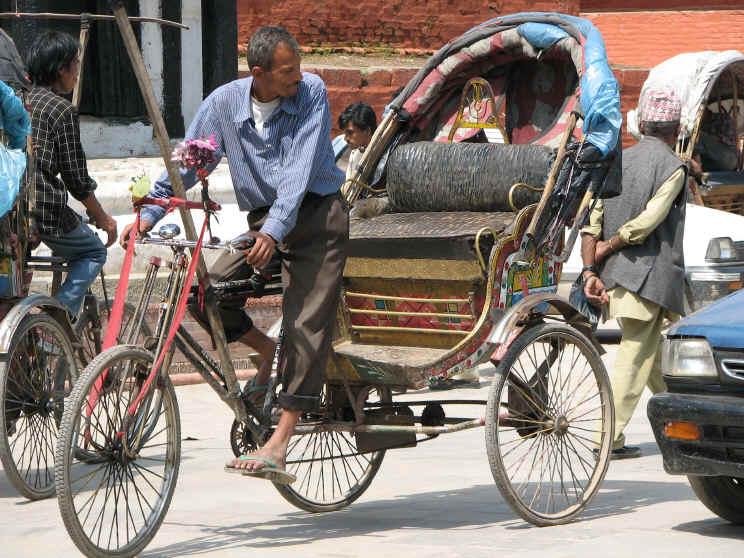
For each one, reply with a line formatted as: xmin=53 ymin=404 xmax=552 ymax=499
xmin=40 ymin=222 xmax=107 ymax=317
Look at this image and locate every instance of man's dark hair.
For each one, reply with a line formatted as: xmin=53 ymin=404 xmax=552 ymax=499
xmin=338 ymin=102 xmax=377 ymax=133
xmin=26 ymin=30 xmax=79 ymax=86
xmin=641 ymin=120 xmax=679 ymax=140
xmin=247 ymin=26 xmax=300 ymax=71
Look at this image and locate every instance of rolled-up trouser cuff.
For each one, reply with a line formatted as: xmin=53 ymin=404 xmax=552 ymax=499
xmin=278 ymin=391 xmax=321 ymax=412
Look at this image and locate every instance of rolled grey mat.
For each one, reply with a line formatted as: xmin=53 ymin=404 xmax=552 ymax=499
xmin=386 ymin=141 xmax=553 ymax=212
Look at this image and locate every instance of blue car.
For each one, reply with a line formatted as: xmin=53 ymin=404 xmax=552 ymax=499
xmin=648 ymin=289 xmax=744 ymax=524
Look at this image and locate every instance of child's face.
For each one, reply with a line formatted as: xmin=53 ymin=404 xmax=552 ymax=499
xmin=56 ymin=56 xmax=80 ymax=95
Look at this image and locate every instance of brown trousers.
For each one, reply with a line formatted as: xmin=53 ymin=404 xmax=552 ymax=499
xmin=203 ymin=192 xmax=348 ymax=411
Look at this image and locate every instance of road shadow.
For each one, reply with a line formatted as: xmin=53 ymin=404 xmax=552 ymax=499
xmin=635 ymin=440 xmax=661 ymax=458
xmin=673 ymin=518 xmax=744 ymax=540
xmin=0 ymin=470 xmax=53 ymax=500
xmin=145 ymin=478 xmax=697 ymax=557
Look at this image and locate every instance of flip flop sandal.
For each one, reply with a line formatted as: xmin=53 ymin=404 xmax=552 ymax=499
xmin=225 ymin=455 xmax=296 ymax=485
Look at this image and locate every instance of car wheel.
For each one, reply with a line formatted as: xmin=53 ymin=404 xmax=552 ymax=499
xmin=688 ymin=475 xmax=744 ymax=524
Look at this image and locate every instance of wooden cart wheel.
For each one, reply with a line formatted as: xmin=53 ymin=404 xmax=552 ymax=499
xmin=485 ymin=322 xmax=614 ymax=525
xmin=274 ymin=385 xmax=390 ymax=513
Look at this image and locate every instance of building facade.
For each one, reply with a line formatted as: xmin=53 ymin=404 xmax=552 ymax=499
xmin=1 ymin=0 xmax=237 ymax=157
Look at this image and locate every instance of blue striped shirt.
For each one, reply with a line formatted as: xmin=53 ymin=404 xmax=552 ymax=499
xmin=141 ymin=72 xmax=343 ymax=242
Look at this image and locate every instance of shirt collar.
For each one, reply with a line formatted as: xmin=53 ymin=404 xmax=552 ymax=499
xmin=234 ymin=76 xmax=300 ymax=123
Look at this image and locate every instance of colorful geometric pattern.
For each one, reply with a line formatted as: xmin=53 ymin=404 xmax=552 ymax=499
xmin=341 ymin=206 xmax=563 ymax=389
xmin=346 ymin=295 xmax=475 ymax=332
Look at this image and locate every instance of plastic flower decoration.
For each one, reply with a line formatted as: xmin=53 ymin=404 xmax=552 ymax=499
xmin=129 ymin=173 xmax=151 ymax=201
xmin=172 ymin=134 xmax=219 ymax=185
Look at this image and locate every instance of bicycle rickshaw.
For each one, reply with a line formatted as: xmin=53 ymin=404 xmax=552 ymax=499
xmin=54 ymin=10 xmax=622 ymax=557
xmin=627 ymin=49 xmax=744 ymax=213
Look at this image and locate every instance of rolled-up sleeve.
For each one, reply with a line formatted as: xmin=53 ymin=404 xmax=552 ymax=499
xmin=56 ymin=105 xmax=96 ymax=201
xmin=581 ymin=199 xmax=604 ymax=239
xmin=260 ymin=84 xmax=331 ymax=243
xmin=140 ymin=96 xmax=224 ymax=225
xmin=617 ymin=166 xmax=686 ymax=245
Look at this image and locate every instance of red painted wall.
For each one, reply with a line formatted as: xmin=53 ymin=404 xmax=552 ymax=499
xmin=582 ymin=0 xmax=743 ymax=11
xmin=583 ymin=10 xmax=744 ymax=68
xmin=237 ymin=0 xmax=580 ymax=49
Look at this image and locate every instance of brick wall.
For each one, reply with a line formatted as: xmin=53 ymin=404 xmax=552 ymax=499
xmin=583 ymin=10 xmax=744 ymax=68
xmin=582 ymin=0 xmax=742 ymax=11
xmin=238 ymin=0 xmax=579 ymax=49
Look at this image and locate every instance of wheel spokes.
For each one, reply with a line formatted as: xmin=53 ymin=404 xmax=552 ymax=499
xmin=64 ymin=352 xmax=177 ymax=553
xmin=495 ymin=331 xmax=610 ymax=519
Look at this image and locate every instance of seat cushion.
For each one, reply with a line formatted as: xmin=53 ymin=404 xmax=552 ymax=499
xmin=348 ymin=211 xmax=515 ymax=261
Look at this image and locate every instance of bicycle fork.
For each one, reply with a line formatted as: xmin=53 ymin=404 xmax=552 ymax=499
xmin=121 ymin=254 xmax=186 ymax=457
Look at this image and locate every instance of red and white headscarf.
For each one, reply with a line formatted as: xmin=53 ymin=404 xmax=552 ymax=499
xmin=639 ymin=87 xmax=682 ymax=123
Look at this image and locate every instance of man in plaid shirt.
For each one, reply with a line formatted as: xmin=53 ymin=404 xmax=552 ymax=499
xmin=26 ymin=31 xmax=117 ymax=317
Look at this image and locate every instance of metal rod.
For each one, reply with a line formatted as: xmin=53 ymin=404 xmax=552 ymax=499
xmin=293 ymin=417 xmax=485 ymax=435
xmin=110 ymin=2 xmax=244 ymax=423
xmin=348 ymin=308 xmax=473 ymax=320
xmin=345 ymin=291 xmax=470 ymax=304
xmin=365 ymin=399 xmax=487 ymax=407
xmin=351 ymin=325 xmax=469 ymax=335
xmin=0 ymin=11 xmax=189 ymax=29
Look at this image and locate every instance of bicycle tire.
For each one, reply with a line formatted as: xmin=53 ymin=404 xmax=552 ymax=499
xmin=273 ymin=386 xmax=389 ymax=513
xmin=485 ymin=322 xmax=614 ymax=526
xmin=56 ymin=345 xmax=181 ymax=557
xmin=0 ymin=312 xmax=77 ymax=500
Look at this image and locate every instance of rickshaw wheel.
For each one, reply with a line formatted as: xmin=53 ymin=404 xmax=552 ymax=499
xmin=56 ymin=345 xmax=181 ymax=558
xmin=274 ymin=385 xmax=390 ymax=513
xmin=0 ymin=312 xmax=76 ymax=500
xmin=485 ymin=322 xmax=614 ymax=526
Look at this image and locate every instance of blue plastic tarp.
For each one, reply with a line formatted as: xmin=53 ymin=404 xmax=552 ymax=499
xmin=469 ymin=13 xmax=622 ymax=157
xmin=0 ymin=80 xmax=30 ymax=150
xmin=0 ymin=80 xmax=28 ymax=218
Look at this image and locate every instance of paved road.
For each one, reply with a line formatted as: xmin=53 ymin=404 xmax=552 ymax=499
xmin=1 ymin=346 xmax=743 ymax=557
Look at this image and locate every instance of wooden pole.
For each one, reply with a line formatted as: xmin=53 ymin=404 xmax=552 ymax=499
xmin=524 ymin=112 xmax=578 ymax=239
xmin=0 ymin=11 xmax=188 ymax=29
xmin=109 ymin=1 xmax=244 ymax=418
xmin=71 ymin=14 xmax=90 ymax=108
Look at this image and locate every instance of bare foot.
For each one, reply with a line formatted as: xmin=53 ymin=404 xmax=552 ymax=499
xmin=226 ymin=443 xmax=287 ymax=472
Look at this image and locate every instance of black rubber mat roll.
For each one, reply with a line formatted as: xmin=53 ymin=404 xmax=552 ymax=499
xmin=386 ymin=142 xmax=553 ymax=212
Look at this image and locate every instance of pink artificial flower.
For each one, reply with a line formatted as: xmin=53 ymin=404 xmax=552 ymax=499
xmin=172 ymin=134 xmax=219 ymax=171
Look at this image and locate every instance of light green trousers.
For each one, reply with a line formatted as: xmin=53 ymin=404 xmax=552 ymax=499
xmin=611 ymin=308 xmax=669 ymax=449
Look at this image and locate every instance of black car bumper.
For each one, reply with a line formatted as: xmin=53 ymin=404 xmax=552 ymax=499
xmin=648 ymin=392 xmax=744 ymax=477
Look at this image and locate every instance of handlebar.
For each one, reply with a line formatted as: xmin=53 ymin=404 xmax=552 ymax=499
xmin=135 ymin=232 xmax=256 ymax=253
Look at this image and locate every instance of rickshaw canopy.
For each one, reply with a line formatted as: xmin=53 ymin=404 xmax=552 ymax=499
xmin=627 ymin=50 xmax=744 ymax=140
xmin=391 ymin=12 xmax=621 ymax=156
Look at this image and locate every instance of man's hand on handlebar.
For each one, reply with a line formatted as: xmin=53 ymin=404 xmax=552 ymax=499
xmin=119 ymin=219 xmax=153 ymax=249
xmin=245 ymin=231 xmax=275 ymax=269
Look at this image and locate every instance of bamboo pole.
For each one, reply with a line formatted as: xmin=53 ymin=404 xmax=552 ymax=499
xmin=0 ymin=11 xmax=188 ymax=29
xmin=71 ymin=15 xmax=90 ymax=108
xmin=109 ymin=1 xmax=244 ymax=420
xmin=524 ymin=112 xmax=578 ymax=240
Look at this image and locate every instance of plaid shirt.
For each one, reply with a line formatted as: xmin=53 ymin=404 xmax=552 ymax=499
xmin=28 ymin=86 xmax=96 ymax=236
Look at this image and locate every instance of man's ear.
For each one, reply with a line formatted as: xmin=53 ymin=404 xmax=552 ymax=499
xmin=250 ymin=66 xmax=264 ymax=80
